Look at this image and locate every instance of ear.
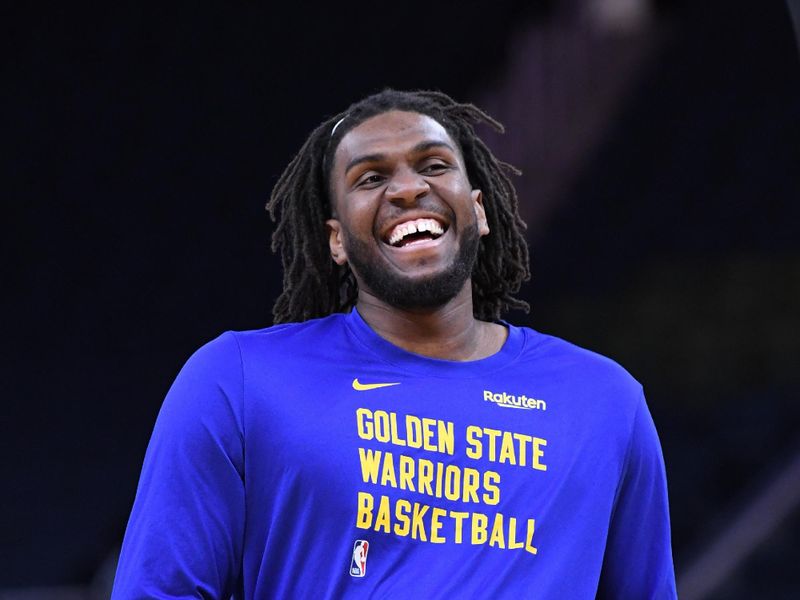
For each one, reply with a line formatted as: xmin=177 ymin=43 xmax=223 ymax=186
xmin=472 ymin=189 xmax=490 ymax=236
xmin=325 ymin=219 xmax=348 ymax=265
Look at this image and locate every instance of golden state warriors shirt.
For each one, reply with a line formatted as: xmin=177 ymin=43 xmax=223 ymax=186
xmin=112 ymin=309 xmax=677 ymax=599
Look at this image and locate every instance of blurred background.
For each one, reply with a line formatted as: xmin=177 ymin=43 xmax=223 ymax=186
xmin=4 ymin=1 xmax=799 ymax=598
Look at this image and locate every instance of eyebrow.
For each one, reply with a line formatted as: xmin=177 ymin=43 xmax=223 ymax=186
xmin=344 ymin=140 xmax=457 ymax=175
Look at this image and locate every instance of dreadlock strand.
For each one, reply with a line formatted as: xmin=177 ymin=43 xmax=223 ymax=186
xmin=266 ymin=115 xmax=345 ymax=322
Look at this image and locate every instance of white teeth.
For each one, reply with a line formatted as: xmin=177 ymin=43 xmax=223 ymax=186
xmin=387 ymin=218 xmax=445 ymax=246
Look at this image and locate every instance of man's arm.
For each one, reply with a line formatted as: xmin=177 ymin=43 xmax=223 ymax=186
xmin=597 ymin=393 xmax=677 ymax=599
xmin=112 ymin=333 xmax=245 ymax=599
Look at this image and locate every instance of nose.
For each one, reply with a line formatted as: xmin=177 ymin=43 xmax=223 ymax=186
xmin=385 ymin=167 xmax=430 ymax=205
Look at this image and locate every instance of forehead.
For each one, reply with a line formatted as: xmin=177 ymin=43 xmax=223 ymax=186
xmin=332 ymin=110 xmax=459 ymax=172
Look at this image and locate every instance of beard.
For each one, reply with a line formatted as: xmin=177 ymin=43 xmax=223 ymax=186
xmin=343 ymin=223 xmax=481 ymax=311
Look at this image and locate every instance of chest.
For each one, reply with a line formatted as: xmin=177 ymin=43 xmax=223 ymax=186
xmin=241 ymin=360 xmax=623 ymax=525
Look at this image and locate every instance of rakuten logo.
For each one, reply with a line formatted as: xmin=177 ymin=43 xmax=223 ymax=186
xmin=483 ymin=390 xmax=547 ymax=411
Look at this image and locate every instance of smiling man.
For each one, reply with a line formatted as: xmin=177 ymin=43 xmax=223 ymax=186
xmin=326 ymin=109 xmax=503 ymax=361
xmin=112 ymin=90 xmax=677 ymax=599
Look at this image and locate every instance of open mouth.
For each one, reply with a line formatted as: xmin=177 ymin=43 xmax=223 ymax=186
xmin=385 ymin=218 xmax=447 ymax=248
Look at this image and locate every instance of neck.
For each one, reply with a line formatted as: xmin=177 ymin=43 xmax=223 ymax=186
xmin=355 ymin=281 xmax=507 ymax=361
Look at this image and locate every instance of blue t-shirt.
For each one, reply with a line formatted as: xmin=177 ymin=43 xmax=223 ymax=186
xmin=112 ymin=310 xmax=677 ymax=599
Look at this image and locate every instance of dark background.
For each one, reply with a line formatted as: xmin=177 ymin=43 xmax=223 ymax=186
xmin=4 ymin=1 xmax=800 ymax=597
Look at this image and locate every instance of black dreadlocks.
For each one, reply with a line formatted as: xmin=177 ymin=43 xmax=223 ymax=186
xmin=266 ymin=89 xmax=530 ymax=324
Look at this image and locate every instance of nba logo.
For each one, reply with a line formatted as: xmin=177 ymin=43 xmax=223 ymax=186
xmin=350 ymin=540 xmax=369 ymax=577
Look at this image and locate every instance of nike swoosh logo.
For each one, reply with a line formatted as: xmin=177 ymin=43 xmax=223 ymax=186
xmin=352 ymin=378 xmax=401 ymax=391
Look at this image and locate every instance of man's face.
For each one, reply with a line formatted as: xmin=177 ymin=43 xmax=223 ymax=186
xmin=326 ymin=110 xmax=489 ymax=310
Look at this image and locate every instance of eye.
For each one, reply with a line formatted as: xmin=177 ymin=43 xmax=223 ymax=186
xmin=355 ymin=173 xmax=385 ymax=188
xmin=420 ymin=161 xmax=451 ymax=175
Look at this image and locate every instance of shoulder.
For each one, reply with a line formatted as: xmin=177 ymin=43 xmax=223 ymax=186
xmin=186 ymin=314 xmax=355 ymax=377
xmin=223 ymin=312 xmax=350 ymax=358
xmin=513 ymin=324 xmax=644 ymax=403
xmin=515 ymin=324 xmax=640 ymax=379
xmin=229 ymin=312 xmax=347 ymax=341
xmin=169 ymin=318 xmax=338 ymax=387
xmin=167 ymin=313 xmax=361 ymax=403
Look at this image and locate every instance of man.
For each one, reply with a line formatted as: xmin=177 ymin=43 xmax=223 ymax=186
xmin=112 ymin=89 xmax=677 ymax=598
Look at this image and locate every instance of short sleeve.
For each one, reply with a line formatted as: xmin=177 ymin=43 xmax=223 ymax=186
xmin=112 ymin=332 xmax=245 ymax=600
xmin=597 ymin=393 xmax=677 ymax=599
